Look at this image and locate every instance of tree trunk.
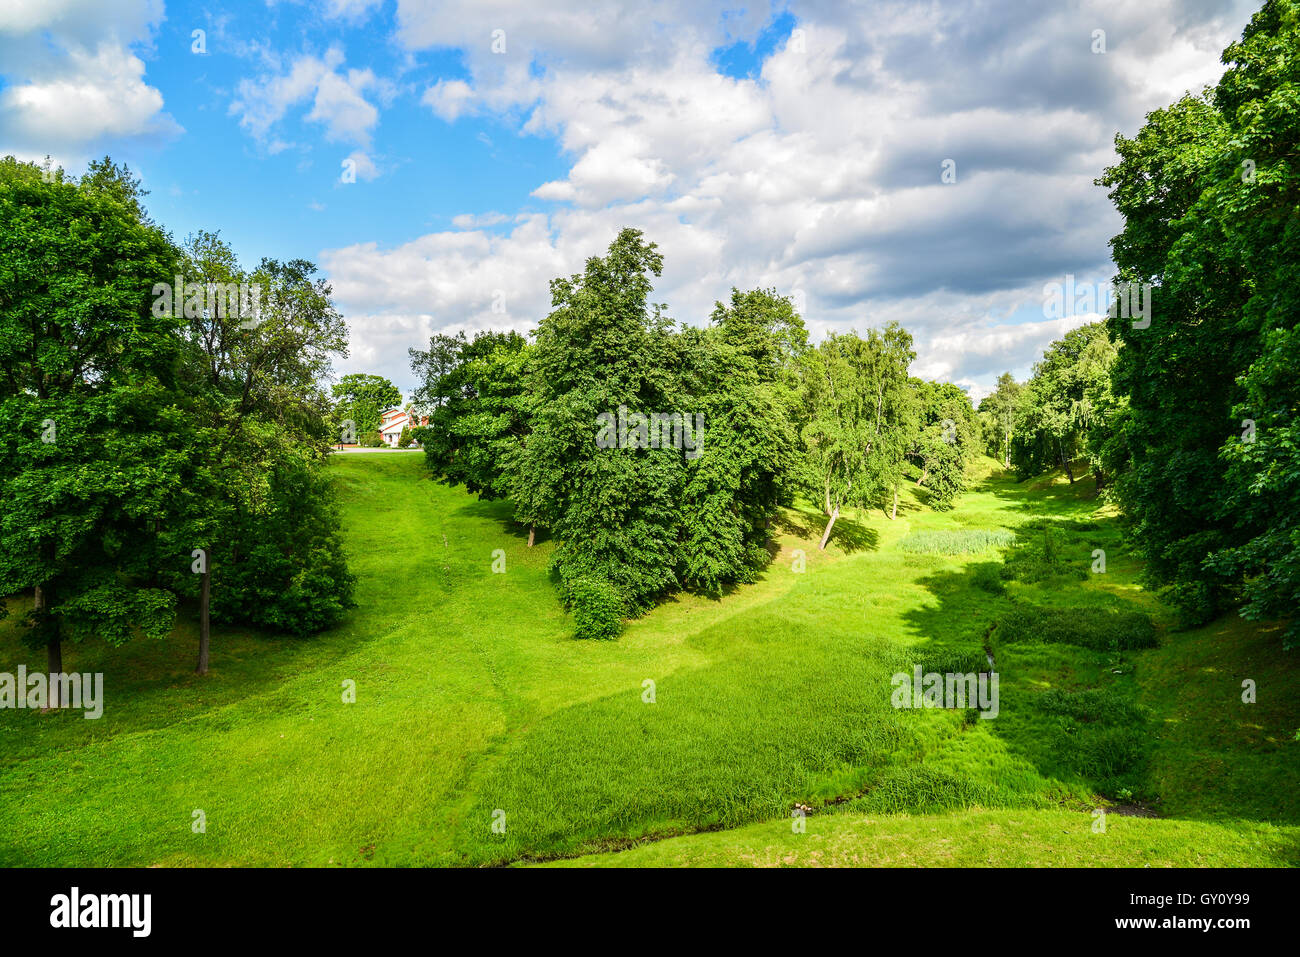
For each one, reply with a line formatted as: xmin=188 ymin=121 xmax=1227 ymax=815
xmin=890 ymin=490 xmax=898 ymax=520
xmin=36 ymin=584 xmax=62 ymax=711
xmin=196 ymin=564 xmax=211 ymax=675
xmin=918 ymin=467 xmax=928 ymax=487
xmin=527 ymin=524 xmax=535 ymax=548
xmin=1063 ymin=458 xmax=1075 ymax=484
xmin=819 ymin=506 xmax=839 ymax=551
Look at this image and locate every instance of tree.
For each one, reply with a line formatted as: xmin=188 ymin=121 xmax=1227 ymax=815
xmin=1011 ymin=323 xmax=1116 ymax=484
xmin=1098 ymin=0 xmax=1300 ymax=639
xmin=506 ymin=229 xmax=684 ymax=612
xmin=0 ymin=158 xmax=182 ymax=700
xmin=332 ymin=373 xmax=401 ymax=438
xmin=911 ymin=378 xmax=978 ymax=509
xmin=172 ymin=232 xmax=354 ymax=666
xmin=978 ymin=372 xmax=1022 ymax=467
xmin=800 ymin=323 xmax=917 ymax=548
xmin=409 ymin=330 xmax=528 ymax=483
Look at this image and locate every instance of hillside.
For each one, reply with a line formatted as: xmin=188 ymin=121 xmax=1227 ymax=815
xmin=1 ymin=452 xmax=1295 ymax=866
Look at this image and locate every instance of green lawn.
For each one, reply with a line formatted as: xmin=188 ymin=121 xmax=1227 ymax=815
xmin=1 ymin=453 xmax=1296 ymax=866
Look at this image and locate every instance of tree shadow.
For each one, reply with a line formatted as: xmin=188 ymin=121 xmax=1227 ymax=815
xmin=896 ymin=516 xmax=1299 ymax=828
xmin=773 ymin=507 xmax=879 ymax=555
xmin=453 ymin=495 xmax=549 ymax=545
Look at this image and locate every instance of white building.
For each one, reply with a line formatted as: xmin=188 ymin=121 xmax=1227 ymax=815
xmin=378 ymin=408 xmax=426 ymax=447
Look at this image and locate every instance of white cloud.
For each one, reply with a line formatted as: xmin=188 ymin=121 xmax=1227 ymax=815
xmin=0 ymin=0 xmax=177 ymax=157
xmin=422 ymin=79 xmax=475 ymax=122
xmin=325 ymin=0 xmax=1260 ymax=396
xmin=231 ymin=47 xmax=393 ymax=155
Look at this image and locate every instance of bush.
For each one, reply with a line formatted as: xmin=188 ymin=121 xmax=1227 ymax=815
xmin=210 ymin=459 xmax=357 ymax=636
xmin=970 ymin=562 xmax=1006 ymax=594
xmin=997 ymin=605 xmax=1157 ymax=651
xmin=398 ymin=425 xmax=412 ymax=448
xmin=359 ymin=430 xmax=384 ymax=448
xmin=568 ymin=577 xmax=626 ymax=640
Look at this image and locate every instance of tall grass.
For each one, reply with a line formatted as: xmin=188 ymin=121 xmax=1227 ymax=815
xmin=898 ymin=528 xmax=1014 ymax=555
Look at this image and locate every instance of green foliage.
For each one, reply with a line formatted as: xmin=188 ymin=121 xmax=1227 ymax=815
xmin=494 ymin=234 xmax=809 ymax=615
xmin=800 ymin=324 xmax=917 ymax=534
xmin=909 ymin=378 xmax=979 ymax=508
xmin=977 ymin=372 xmax=1022 ymax=466
xmin=566 ymin=577 xmax=626 ymax=640
xmin=210 ymin=457 xmax=356 ymax=636
xmin=0 ymin=156 xmax=183 ymax=651
xmin=997 ymin=605 xmax=1158 ymax=651
xmin=1010 ymin=322 xmax=1116 ymax=484
xmin=332 ymin=373 xmax=401 ymax=436
xmin=1000 ymin=522 xmax=1089 ymax=583
xmin=409 ymin=330 xmax=529 ymax=496
xmin=1098 ymin=1 xmax=1300 ymax=641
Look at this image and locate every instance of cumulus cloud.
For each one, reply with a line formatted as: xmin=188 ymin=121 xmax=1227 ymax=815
xmin=325 ymin=0 xmax=1260 ymax=396
xmin=231 ymin=46 xmax=393 ymax=158
xmin=0 ymin=0 xmax=178 ymax=160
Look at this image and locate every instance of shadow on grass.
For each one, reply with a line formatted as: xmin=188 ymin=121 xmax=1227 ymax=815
xmin=774 ymin=507 xmax=879 ymax=555
xmin=897 ymin=510 xmax=1300 ymax=826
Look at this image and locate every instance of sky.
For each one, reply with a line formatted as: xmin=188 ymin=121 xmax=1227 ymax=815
xmin=0 ymin=0 xmax=1263 ymax=401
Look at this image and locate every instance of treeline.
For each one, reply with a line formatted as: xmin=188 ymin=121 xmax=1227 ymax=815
xmin=0 ymin=155 xmax=355 ymax=689
xmin=973 ymin=0 xmax=1300 ymax=647
xmin=409 ymin=229 xmax=981 ymax=637
xmin=974 ymin=322 xmax=1115 ymax=487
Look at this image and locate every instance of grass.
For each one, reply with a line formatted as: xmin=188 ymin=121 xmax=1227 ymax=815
xmin=899 ymin=528 xmax=1015 ymax=555
xmin=1 ymin=454 xmax=1296 ymax=867
xmin=538 ymin=808 xmax=1298 ymax=867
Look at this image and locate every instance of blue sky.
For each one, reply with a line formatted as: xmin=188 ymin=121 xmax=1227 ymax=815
xmin=0 ymin=0 xmax=1263 ymax=399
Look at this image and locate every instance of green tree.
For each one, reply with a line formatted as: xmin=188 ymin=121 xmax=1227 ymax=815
xmin=0 ymin=157 xmax=182 ymax=699
xmin=800 ymin=323 xmax=917 ymax=548
xmin=332 ymin=373 xmax=401 ymax=438
xmin=1011 ymin=323 xmax=1116 ymax=484
xmin=1099 ymin=0 xmax=1300 ymax=639
xmin=978 ymin=372 xmax=1022 ymax=467
xmin=911 ymin=378 xmax=978 ymax=510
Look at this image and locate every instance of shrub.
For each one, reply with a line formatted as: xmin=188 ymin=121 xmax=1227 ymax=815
xmin=997 ymin=605 xmax=1157 ymax=651
xmin=970 ymin=562 xmax=1006 ymax=594
xmin=568 ymin=577 xmax=626 ymax=640
xmin=359 ymin=430 xmax=384 ymax=448
xmin=398 ymin=425 xmax=412 ymax=448
xmin=210 ymin=459 xmax=357 ymax=636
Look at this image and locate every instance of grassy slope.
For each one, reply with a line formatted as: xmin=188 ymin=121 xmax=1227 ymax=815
xmin=0 ymin=453 xmax=1295 ymax=866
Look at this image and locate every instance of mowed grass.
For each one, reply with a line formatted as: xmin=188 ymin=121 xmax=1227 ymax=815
xmin=539 ymin=808 xmax=1298 ymax=867
xmin=1 ymin=453 xmax=1296 ymax=866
